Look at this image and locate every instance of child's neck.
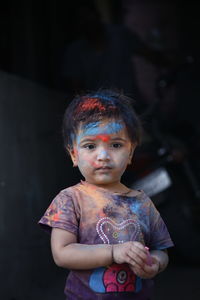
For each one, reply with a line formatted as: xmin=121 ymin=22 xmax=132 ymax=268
xmin=84 ymin=180 xmax=130 ymax=194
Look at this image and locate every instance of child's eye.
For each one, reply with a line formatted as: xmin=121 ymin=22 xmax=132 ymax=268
xmin=84 ymin=144 xmax=96 ymax=150
xmin=111 ymin=143 xmax=122 ymax=149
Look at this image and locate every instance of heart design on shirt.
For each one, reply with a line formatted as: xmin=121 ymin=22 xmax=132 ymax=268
xmin=96 ymin=217 xmax=141 ymax=244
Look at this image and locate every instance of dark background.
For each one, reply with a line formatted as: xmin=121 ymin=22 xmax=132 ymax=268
xmin=0 ymin=0 xmax=200 ymax=299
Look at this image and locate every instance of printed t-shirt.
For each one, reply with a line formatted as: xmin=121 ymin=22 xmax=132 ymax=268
xmin=39 ymin=181 xmax=174 ymax=300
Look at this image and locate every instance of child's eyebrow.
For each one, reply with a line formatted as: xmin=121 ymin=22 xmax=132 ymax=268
xmin=79 ymin=138 xmax=96 ymax=144
xmin=110 ymin=137 xmax=127 ymax=141
xmin=79 ymin=136 xmax=127 ymax=144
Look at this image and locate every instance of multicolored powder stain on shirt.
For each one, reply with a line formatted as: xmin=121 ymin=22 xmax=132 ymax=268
xmin=39 ymin=181 xmax=174 ymax=300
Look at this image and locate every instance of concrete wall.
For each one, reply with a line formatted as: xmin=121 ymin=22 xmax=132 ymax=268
xmin=0 ymin=71 xmax=77 ymax=299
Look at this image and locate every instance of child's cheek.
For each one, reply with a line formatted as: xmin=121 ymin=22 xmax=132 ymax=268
xmin=119 ymin=151 xmax=130 ymax=167
xmin=91 ymin=161 xmax=100 ymax=168
xmin=78 ymin=150 xmax=93 ymax=166
xmin=80 ymin=152 xmax=99 ymax=168
xmin=87 ymin=156 xmax=98 ymax=168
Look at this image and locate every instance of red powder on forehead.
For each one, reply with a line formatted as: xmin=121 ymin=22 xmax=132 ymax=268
xmin=98 ymin=135 xmax=110 ymax=142
xmin=79 ymin=98 xmax=106 ymax=112
xmin=87 ymin=134 xmax=110 ymax=142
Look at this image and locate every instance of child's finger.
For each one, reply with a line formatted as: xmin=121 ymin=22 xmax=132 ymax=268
xmin=126 ymin=254 xmax=143 ymax=269
xmin=127 ymin=248 xmax=147 ymax=268
xmin=130 ymin=244 xmax=148 ymax=262
xmin=150 ymin=256 xmax=159 ymax=265
xmin=132 ymin=264 xmax=158 ymax=279
xmin=129 ymin=264 xmax=149 ymax=279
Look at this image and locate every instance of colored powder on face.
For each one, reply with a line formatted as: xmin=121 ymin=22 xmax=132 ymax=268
xmin=83 ymin=121 xmax=123 ymax=136
xmin=91 ymin=161 xmax=101 ymax=168
xmin=83 ymin=133 xmax=110 ymax=143
xmin=76 ymin=121 xmax=124 ymax=145
xmin=96 ymin=135 xmax=110 ymax=142
xmin=96 ymin=149 xmax=110 ymax=160
xmin=83 ymin=121 xmax=101 ymax=133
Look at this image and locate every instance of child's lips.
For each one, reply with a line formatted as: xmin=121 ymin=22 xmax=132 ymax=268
xmin=95 ymin=166 xmax=112 ymax=171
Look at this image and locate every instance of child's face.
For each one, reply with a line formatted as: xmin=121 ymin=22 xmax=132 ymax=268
xmin=70 ymin=119 xmax=136 ymax=188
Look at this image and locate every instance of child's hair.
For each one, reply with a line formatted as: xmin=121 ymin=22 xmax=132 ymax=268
xmin=63 ymin=89 xmax=142 ymax=152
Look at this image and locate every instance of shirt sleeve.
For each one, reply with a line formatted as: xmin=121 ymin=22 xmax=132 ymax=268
xmin=148 ymin=200 xmax=174 ymax=250
xmin=38 ymin=190 xmax=79 ymax=236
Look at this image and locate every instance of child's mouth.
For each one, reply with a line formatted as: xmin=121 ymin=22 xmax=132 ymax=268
xmin=95 ymin=166 xmax=112 ymax=171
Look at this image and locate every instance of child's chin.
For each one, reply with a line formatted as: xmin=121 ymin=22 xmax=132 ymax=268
xmin=93 ymin=177 xmax=115 ymax=186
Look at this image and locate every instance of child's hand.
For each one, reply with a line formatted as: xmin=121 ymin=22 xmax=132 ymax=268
xmin=112 ymin=241 xmax=148 ymax=270
xmin=129 ymin=255 xmax=160 ymax=279
xmin=112 ymin=242 xmax=161 ymax=279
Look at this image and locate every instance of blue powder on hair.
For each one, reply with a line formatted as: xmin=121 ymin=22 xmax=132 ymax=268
xmin=92 ymin=94 xmax=114 ymax=102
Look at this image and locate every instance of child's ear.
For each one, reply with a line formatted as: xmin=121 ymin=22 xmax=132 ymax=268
xmin=128 ymin=143 xmax=137 ymax=164
xmin=68 ymin=147 xmax=78 ymax=167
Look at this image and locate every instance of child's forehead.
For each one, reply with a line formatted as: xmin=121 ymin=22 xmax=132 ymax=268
xmin=72 ymin=118 xmax=132 ymax=146
xmin=77 ymin=118 xmax=126 ymax=136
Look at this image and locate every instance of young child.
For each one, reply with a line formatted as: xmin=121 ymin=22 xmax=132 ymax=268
xmin=39 ymin=89 xmax=174 ymax=300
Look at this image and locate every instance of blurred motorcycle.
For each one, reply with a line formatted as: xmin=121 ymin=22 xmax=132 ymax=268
xmin=125 ymin=59 xmax=200 ymax=264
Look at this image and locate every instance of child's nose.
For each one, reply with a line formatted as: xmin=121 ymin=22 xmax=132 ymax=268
xmin=97 ymin=149 xmax=110 ymax=161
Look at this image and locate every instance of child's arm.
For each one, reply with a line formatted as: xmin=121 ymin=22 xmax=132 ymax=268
xmin=51 ymin=227 xmax=112 ymax=269
xmin=150 ymin=249 xmax=169 ymax=273
xmin=51 ymin=227 xmax=149 ymax=270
